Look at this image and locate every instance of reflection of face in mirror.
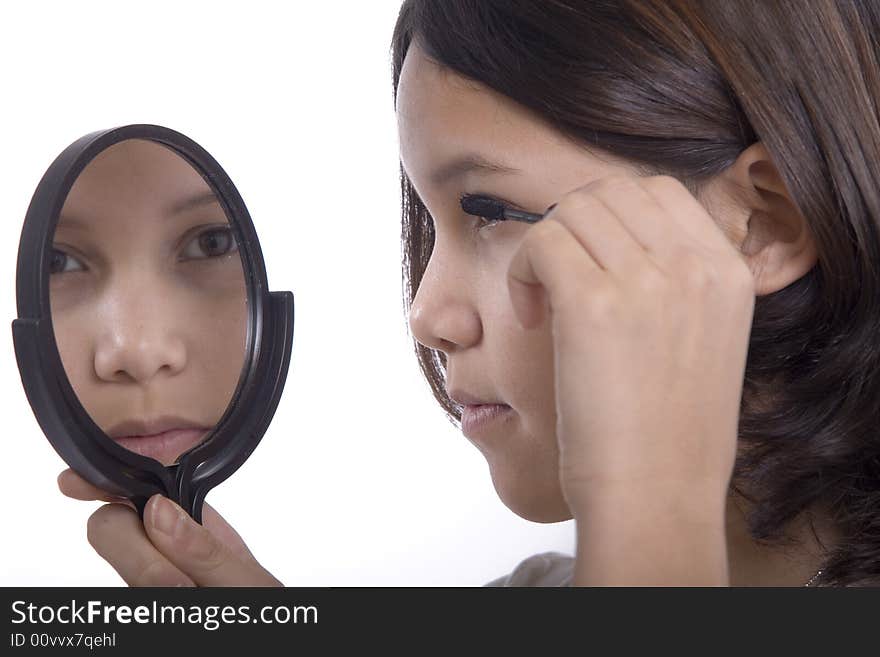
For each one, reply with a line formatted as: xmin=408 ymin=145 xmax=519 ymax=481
xmin=49 ymin=139 xmax=248 ymax=466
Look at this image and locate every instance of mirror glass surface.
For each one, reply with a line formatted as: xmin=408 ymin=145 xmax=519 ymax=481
xmin=49 ymin=138 xmax=248 ymax=466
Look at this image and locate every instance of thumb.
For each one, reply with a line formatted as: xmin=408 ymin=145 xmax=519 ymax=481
xmin=143 ymin=494 xmax=280 ymax=587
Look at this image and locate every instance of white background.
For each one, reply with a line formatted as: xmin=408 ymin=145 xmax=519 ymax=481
xmin=0 ymin=1 xmax=574 ymax=586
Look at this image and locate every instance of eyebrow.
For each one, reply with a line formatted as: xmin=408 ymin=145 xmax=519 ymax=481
xmin=429 ymin=154 xmax=521 ymax=186
xmin=55 ymin=214 xmax=88 ymax=230
xmin=165 ymin=190 xmax=222 ymax=216
xmin=57 ymin=190 xmax=223 ymax=229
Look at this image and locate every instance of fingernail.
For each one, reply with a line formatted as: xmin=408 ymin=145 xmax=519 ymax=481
xmin=150 ymin=495 xmax=183 ymax=537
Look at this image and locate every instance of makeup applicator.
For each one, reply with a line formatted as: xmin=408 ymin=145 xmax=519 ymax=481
xmin=460 ymin=194 xmax=550 ymax=224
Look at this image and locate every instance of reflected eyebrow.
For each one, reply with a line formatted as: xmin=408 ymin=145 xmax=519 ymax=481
xmin=165 ymin=190 xmax=223 ymax=216
xmin=55 ymin=214 xmax=88 ymax=230
xmin=57 ymin=190 xmax=223 ymax=228
xmin=429 ymin=154 xmax=521 ymax=185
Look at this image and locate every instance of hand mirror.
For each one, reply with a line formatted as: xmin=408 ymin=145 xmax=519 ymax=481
xmin=13 ymin=124 xmax=294 ymax=523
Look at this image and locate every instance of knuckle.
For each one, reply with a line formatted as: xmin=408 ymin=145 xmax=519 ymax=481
xmin=201 ymin=538 xmax=228 ymax=570
xmin=633 ymin=265 xmax=666 ymax=295
xmin=527 ymin=217 xmax=564 ymax=250
xmin=675 ymin=250 xmax=716 ymax=290
xmin=646 ymin=174 xmax=684 ymax=194
xmin=550 ymin=192 xmax=595 ymax=220
xmin=553 ymin=280 xmax=587 ymax=317
xmin=581 ymin=285 xmax=619 ymax=324
xmin=195 ymin=546 xmax=233 ymax=580
xmin=180 ymin=527 xmax=227 ymax=570
xmin=546 ymin=195 xmax=575 ymax=219
xmin=591 ymin=174 xmax=636 ymax=194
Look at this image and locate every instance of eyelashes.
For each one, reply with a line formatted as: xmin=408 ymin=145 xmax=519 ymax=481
xmin=460 ymin=194 xmax=508 ymax=223
xmin=459 ymin=193 xmax=504 ymax=231
xmin=459 ymin=193 xmax=545 ymax=226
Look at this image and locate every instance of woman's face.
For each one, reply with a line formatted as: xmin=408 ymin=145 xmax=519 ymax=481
xmin=50 ymin=139 xmax=247 ymax=466
xmin=397 ymin=44 xmax=656 ymax=522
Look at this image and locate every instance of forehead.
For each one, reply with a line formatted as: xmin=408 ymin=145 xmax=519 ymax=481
xmin=58 ymin=139 xmax=219 ymax=237
xmin=62 ymin=139 xmax=213 ymax=218
xmin=397 ymin=44 xmax=549 ymax=169
xmin=395 ymin=43 xmax=625 ymax=195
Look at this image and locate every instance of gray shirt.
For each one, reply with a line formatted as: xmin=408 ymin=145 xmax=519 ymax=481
xmin=484 ymin=551 xmax=575 ymax=587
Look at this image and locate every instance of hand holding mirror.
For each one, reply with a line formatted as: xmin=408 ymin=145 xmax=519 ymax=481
xmin=13 ymin=125 xmax=294 ymax=523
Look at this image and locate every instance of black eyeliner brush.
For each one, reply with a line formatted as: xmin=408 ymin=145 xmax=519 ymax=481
xmin=460 ymin=194 xmax=546 ymax=224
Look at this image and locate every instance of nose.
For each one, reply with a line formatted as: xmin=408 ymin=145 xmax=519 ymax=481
xmin=408 ymin=242 xmax=482 ymax=354
xmin=93 ymin=281 xmax=188 ymax=384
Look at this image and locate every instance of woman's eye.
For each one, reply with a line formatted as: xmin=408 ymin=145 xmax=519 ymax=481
xmin=181 ymin=226 xmax=238 ymax=260
xmin=49 ymin=248 xmax=86 ymax=275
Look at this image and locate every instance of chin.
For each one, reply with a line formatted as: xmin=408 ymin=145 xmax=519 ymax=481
xmin=487 ymin=462 xmax=573 ymax=523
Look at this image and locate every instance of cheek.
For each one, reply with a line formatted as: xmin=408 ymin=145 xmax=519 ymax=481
xmin=479 ymin=258 xmax=557 ymax=442
xmin=182 ymin=284 xmax=248 ymax=412
xmin=49 ymin=274 xmax=98 ymax=377
xmin=500 ymin=320 xmax=557 ymax=439
xmin=52 ymin=308 xmax=98 ymax=408
xmin=178 ymin=257 xmax=247 ymax=352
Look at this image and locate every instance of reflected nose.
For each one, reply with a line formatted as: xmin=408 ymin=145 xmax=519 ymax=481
xmin=408 ymin=245 xmax=482 ymax=354
xmin=93 ymin=286 xmax=188 ymax=384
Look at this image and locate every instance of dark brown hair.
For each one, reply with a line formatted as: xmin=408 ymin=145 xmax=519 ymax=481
xmin=391 ymin=0 xmax=880 ymax=586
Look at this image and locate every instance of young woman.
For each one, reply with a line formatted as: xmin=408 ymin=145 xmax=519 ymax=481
xmin=60 ymin=0 xmax=880 ymax=586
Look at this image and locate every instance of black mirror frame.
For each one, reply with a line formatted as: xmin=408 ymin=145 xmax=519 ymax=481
xmin=12 ymin=124 xmax=294 ymax=523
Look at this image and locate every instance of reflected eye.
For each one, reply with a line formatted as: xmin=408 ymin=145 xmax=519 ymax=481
xmin=49 ymin=248 xmax=86 ymax=275
xmin=180 ymin=226 xmax=238 ymax=260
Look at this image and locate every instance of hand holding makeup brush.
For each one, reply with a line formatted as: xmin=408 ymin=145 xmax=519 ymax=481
xmin=506 ymin=174 xmax=756 ymax=585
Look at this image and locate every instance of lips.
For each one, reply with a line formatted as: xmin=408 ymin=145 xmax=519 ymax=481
xmin=105 ymin=415 xmax=212 ymax=465
xmin=106 ymin=415 xmax=208 ymax=438
xmin=448 ymin=388 xmax=513 ymax=440
xmin=459 ymin=403 xmax=513 ymax=439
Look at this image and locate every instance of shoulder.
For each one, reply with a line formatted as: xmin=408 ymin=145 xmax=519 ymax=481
xmin=483 ymin=551 xmax=575 ymax=587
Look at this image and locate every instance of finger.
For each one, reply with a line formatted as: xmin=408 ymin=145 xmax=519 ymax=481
xmin=639 ymin=175 xmax=737 ymax=255
xmin=583 ymin=175 xmax=684 ymax=263
xmin=87 ymin=503 xmax=195 ymax=587
xmin=62 ymin=470 xmax=266 ymax=578
xmin=144 ymin=495 xmax=281 ymax=587
xmin=507 ymin=218 xmax=604 ymax=329
xmin=545 ymin=181 xmax=648 ymax=275
xmin=58 ymin=469 xmax=132 ymax=507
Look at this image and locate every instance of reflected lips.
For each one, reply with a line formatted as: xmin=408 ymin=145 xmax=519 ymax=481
xmin=106 ymin=416 xmax=211 ymax=465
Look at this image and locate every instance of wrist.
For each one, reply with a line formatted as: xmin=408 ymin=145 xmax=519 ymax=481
xmin=569 ymin=482 xmax=729 ymax=586
xmin=564 ymin=473 xmax=729 ymax=522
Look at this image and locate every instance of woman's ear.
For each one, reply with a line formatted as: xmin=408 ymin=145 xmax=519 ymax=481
xmin=704 ymin=142 xmax=818 ymax=296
